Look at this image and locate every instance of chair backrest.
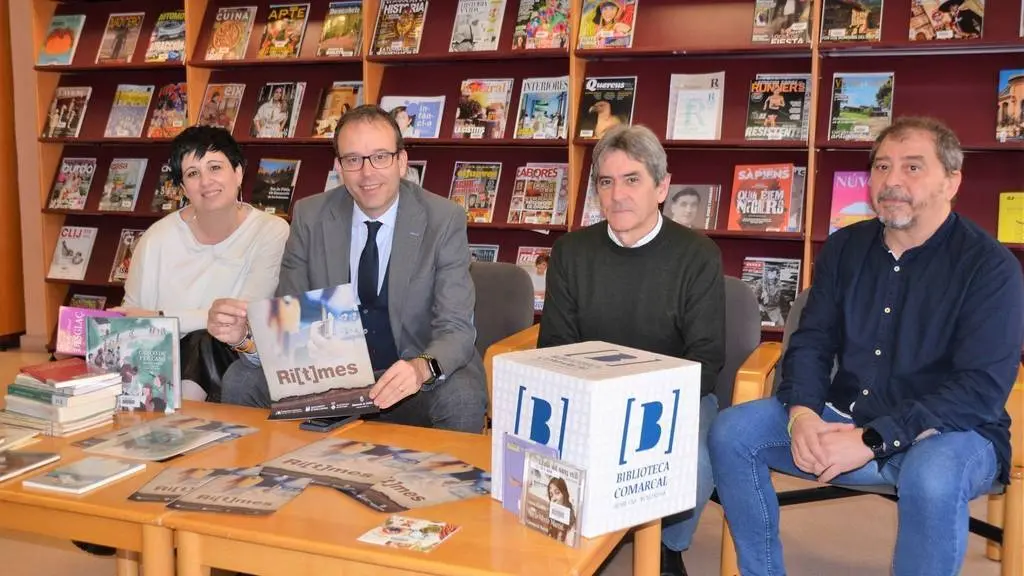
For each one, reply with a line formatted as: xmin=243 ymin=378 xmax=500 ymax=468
xmin=717 ymin=276 xmax=763 ymax=409
xmin=470 ymin=262 xmax=536 ymax=357
xmin=772 ymin=288 xmax=824 ymax=393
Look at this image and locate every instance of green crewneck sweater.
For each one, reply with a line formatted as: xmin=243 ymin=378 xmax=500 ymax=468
xmin=538 ymin=219 xmax=726 ymax=396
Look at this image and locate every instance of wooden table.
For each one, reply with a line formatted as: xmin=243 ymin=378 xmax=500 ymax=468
xmin=161 ymin=403 xmax=662 ymax=576
xmin=0 ymin=411 xmax=176 ymax=576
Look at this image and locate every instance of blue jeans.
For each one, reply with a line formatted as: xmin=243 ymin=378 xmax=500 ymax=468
xmin=708 ymin=398 xmax=998 ymax=576
xmin=662 ymin=392 xmax=719 ymax=552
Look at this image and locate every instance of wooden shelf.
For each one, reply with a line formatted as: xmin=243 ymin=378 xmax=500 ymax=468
xmin=468 ymin=223 xmax=568 ymax=232
xmin=574 ymin=138 xmax=808 ymax=151
xmin=575 ymin=45 xmax=812 ymax=60
xmin=405 ymin=138 xmax=568 ymax=149
xmin=44 ymin=278 xmax=124 ymax=289
xmin=187 ymin=55 xmax=362 ymax=68
xmin=42 ymin=209 xmax=164 ymax=219
xmin=39 ymin=138 xmax=174 ymax=145
xmin=34 ymin=61 xmax=185 ymax=72
xmin=820 ymin=40 xmax=1024 ymax=57
xmin=817 ymin=141 xmax=1024 ymax=152
xmin=1004 ymin=244 xmax=1024 ymax=252
xmin=706 ymin=230 xmax=804 ymax=241
xmin=366 ymin=49 xmax=568 ymax=64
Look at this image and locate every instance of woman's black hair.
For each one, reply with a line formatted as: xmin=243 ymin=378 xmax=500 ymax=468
xmin=167 ymin=125 xmax=246 ymax=187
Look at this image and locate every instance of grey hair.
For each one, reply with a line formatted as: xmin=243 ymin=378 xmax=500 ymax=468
xmin=590 ymin=125 xmax=668 ymax=188
xmin=869 ymin=116 xmax=963 ymax=175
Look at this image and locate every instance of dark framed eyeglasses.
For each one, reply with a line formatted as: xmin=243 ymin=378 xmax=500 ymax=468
xmin=338 ymin=151 xmax=398 ymax=172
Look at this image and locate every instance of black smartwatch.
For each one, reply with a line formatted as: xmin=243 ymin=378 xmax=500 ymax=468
xmin=861 ymin=427 xmax=886 ymax=458
xmin=417 ymin=354 xmax=443 ymax=385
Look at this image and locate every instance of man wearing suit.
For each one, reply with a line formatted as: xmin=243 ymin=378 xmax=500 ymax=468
xmin=208 ymin=105 xmax=487 ymax=432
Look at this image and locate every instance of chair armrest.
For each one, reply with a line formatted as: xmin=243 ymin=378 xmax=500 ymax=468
xmin=731 ymin=342 xmax=784 ymax=406
xmin=1010 ymin=364 xmax=1023 ymax=468
xmin=483 ymin=324 xmax=540 ymax=430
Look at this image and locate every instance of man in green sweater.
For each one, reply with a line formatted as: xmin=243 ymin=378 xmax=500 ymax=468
xmin=538 ymin=125 xmax=725 ymax=576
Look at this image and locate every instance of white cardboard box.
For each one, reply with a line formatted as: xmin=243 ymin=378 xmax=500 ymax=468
xmin=491 ymin=341 xmax=701 ymax=539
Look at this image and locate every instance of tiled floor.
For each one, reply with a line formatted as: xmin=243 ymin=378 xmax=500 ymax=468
xmin=0 ymin=351 xmax=1003 ymax=575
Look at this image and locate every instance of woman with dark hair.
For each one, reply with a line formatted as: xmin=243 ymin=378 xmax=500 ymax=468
xmin=546 ymin=476 xmax=577 ymax=543
xmin=111 ymin=125 xmax=289 ymax=401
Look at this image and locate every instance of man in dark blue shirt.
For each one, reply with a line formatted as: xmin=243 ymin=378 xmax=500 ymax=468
xmin=708 ymin=116 xmax=1024 ymax=576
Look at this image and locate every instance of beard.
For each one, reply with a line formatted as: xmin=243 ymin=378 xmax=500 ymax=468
xmin=874 ymin=187 xmax=916 ymax=230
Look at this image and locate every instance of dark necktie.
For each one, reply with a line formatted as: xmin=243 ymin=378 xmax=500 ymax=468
xmin=358 ymin=221 xmax=383 ymax=306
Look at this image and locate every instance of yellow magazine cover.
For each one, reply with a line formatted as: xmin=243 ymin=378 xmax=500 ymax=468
xmin=257 ymin=3 xmax=311 ymax=58
xmin=998 ymin=192 xmax=1024 ymax=244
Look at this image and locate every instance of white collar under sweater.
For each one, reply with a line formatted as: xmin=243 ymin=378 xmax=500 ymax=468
xmin=607 ymin=213 xmax=663 ymax=248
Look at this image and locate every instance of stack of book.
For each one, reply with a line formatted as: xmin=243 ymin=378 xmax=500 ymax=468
xmin=0 ymin=358 xmax=122 ymax=437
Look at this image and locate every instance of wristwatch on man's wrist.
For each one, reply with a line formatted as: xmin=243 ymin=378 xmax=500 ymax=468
xmin=417 ymin=354 xmax=443 ymax=385
xmin=861 ymin=427 xmax=886 ymax=458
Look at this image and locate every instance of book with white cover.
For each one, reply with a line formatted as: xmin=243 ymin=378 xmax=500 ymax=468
xmin=84 ymin=423 xmax=227 ymax=461
xmin=23 ymin=456 xmax=145 ymax=494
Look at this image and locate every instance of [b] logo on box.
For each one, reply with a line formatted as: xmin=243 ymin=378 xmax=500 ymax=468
xmin=513 ymin=385 xmax=569 ymax=455
xmin=618 ymin=390 xmax=681 ymax=465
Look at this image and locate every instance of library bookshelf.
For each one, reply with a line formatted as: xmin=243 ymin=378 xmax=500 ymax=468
xmin=12 ymin=0 xmax=1024 ymax=351
xmin=0 ymin=0 xmax=25 ymax=345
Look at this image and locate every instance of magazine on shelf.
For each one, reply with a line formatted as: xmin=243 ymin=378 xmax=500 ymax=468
xmin=246 ymin=284 xmax=377 ymax=420
xmin=47 ymin=226 xmax=97 ymax=281
xmin=379 ymin=95 xmax=445 ymax=139
xmin=821 ymin=0 xmax=883 ymax=42
xmin=146 ymin=82 xmax=188 ymax=139
xmin=453 ymin=78 xmax=514 ymax=139
xmin=317 ymin=1 xmax=363 ymax=57
xmin=95 ymin=12 xmax=145 ymax=64
xmin=42 ymin=86 xmax=92 ymax=138
xmin=371 ymin=0 xmax=429 ymax=56
xmin=665 ymin=72 xmax=725 ymax=141
xmin=575 ymin=76 xmax=636 ymax=140
xmin=469 ymin=244 xmax=499 ymax=262
xmin=514 ymin=76 xmax=569 ymax=140
xmin=576 ymin=0 xmax=637 ymax=50
xmin=98 ymin=158 xmax=148 ymax=212
xmin=256 ymin=4 xmax=311 ymax=59
xmin=448 ymin=161 xmax=502 ymax=223
xmin=199 ymin=83 xmax=246 ymax=133
xmin=205 ymin=6 xmax=258 ymax=60
xmin=726 ymin=163 xmax=795 ymax=232
xmin=662 ymin=184 xmax=720 ymax=231
xmin=47 ymin=157 xmax=96 ymax=211
xmin=144 ymin=9 xmax=186 ymax=62
xmin=741 ymin=257 xmax=802 ymax=329
xmin=37 ymin=14 xmax=86 ymax=66
xmin=828 ymin=72 xmax=894 ymax=142
xmin=250 ymin=82 xmax=305 ymax=138
xmin=510 ymin=0 xmax=570 ymax=50
xmin=449 ymin=0 xmax=506 ymax=52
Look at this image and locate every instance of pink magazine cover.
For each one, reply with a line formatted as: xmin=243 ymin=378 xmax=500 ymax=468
xmin=56 ymin=306 xmax=124 ymax=356
xmin=828 ymin=170 xmax=875 ymax=235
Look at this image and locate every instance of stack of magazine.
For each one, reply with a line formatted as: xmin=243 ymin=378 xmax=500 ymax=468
xmin=131 ymin=465 xmax=312 ymax=515
xmin=259 ymin=436 xmax=491 ymax=513
xmin=73 ymin=414 xmax=259 ymax=460
xmin=501 ymin=433 xmax=587 ymax=548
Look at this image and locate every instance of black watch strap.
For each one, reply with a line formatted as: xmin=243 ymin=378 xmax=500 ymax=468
xmin=862 ymin=427 xmax=886 ymax=458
